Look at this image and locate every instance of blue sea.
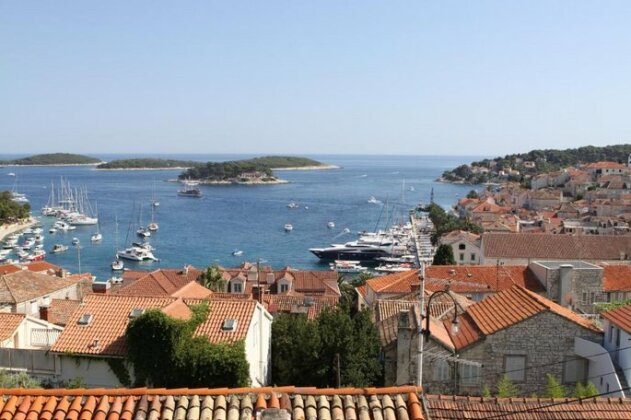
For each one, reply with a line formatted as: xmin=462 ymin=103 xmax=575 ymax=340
xmin=0 ymin=154 xmax=480 ymax=280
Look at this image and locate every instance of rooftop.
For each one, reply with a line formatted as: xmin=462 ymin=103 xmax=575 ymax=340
xmin=115 ymin=267 xmax=203 ymax=297
xmin=534 ymin=261 xmax=601 ymax=270
xmin=0 ymin=270 xmax=83 ymax=305
xmin=424 ymin=265 xmax=545 ymax=294
xmin=0 ymin=313 xmax=25 ymax=341
xmin=602 ymin=304 xmax=631 ymax=334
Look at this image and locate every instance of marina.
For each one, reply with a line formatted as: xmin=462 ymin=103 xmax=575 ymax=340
xmin=0 ymin=154 xmax=475 ymax=279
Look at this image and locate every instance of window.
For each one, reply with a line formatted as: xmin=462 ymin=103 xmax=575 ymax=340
xmin=434 ymin=360 xmax=449 ymax=381
xmin=458 ymin=243 xmax=466 ymax=250
xmin=563 ymin=357 xmax=587 ymax=383
xmin=471 ymin=253 xmax=476 ymax=261
xmin=616 ymin=328 xmax=621 ymax=347
xmin=232 ymin=282 xmax=243 ymax=293
xmin=459 ymin=362 xmax=480 ymax=386
xmin=459 ymin=253 xmax=464 ymax=261
xmin=30 ymin=300 xmax=38 ymax=313
xmin=609 ymin=325 xmax=614 ymax=342
xmin=280 ymin=283 xmax=289 ymax=293
xmin=504 ymin=355 xmax=526 ymax=382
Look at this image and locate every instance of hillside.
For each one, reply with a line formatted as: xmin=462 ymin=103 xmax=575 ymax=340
xmin=0 ymin=153 xmax=101 ymax=166
xmin=97 ymin=158 xmax=200 ymax=170
xmin=441 ymin=144 xmax=631 ymax=184
xmin=179 ymin=156 xmax=328 ymax=182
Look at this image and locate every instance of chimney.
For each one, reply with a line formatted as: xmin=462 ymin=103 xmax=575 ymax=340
xmin=92 ymin=280 xmax=111 ymax=294
xmin=266 ymin=273 xmax=275 ymax=284
xmin=39 ymin=305 xmax=49 ymax=321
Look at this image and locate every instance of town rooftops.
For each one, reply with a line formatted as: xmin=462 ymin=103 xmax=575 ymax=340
xmin=46 ymin=299 xmax=81 ymax=326
xmin=424 ymin=265 xmax=545 ymax=294
xmin=482 ymin=233 xmax=631 ymax=261
xmin=583 ymin=161 xmax=628 ymax=170
xmin=602 ymin=304 xmax=631 ymax=334
xmin=0 ymin=270 xmax=83 ymax=305
xmin=447 ymin=285 xmax=600 ymax=350
xmin=439 ymin=230 xmax=480 ymax=245
xmin=50 ymin=294 xmax=260 ymax=357
xmin=0 ymin=387 xmax=425 ymax=420
xmin=365 ymin=270 xmax=420 ymax=294
xmin=0 ymin=313 xmax=25 ymax=341
xmin=602 ymin=264 xmax=631 ymax=292
xmin=0 ymin=261 xmax=61 ymax=276
xmin=115 ymin=267 xmax=203 ymax=297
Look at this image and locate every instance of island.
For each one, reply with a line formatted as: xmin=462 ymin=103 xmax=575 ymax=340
xmin=179 ymin=156 xmax=335 ymax=185
xmin=0 ymin=153 xmax=102 ymax=166
xmin=440 ymin=144 xmax=631 ymax=184
xmin=97 ymin=158 xmax=201 ymax=170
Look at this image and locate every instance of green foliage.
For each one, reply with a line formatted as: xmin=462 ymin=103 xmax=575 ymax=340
xmin=425 ymin=203 xmax=483 ymax=245
xmin=97 ymin=158 xmax=199 ymax=169
xmin=481 ymin=384 xmax=491 ymax=397
xmin=0 ymin=370 xmax=41 ymax=388
xmin=433 ymin=244 xmax=456 ymax=265
xmin=179 ymin=156 xmax=324 ymax=181
xmin=125 ymin=302 xmax=249 ymax=388
xmin=595 ymin=299 xmax=631 ymax=312
xmin=337 ymin=273 xmax=373 ymax=314
xmin=107 ymin=358 xmax=132 ymax=387
xmin=199 ymin=265 xmax=226 ymax=292
xmin=574 ymin=381 xmax=599 ymax=398
xmin=0 ymin=191 xmax=31 ymax=225
xmin=271 ymin=307 xmax=383 ymax=388
xmin=496 ymin=375 xmax=519 ymax=397
xmin=0 ymin=153 xmax=101 ymax=165
xmin=65 ymin=377 xmax=86 ymax=389
xmin=545 ymin=374 xmax=565 ymax=398
xmin=466 ymin=189 xmax=479 ymax=199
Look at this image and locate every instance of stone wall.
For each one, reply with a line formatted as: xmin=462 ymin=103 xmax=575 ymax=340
xmin=458 ymin=311 xmax=602 ymax=396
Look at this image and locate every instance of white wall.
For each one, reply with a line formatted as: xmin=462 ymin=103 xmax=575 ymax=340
xmin=1 ymin=316 xmax=62 ymax=349
xmin=575 ymin=336 xmax=625 ymax=397
xmin=58 ymin=356 xmax=125 ymax=388
xmin=603 ymin=319 xmax=631 ymax=389
xmin=245 ymin=302 xmax=273 ymax=387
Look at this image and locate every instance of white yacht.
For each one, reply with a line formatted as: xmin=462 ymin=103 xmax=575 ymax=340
xmin=367 ymin=196 xmax=379 ymax=204
xmin=287 ymin=202 xmax=299 ymax=209
xmin=111 ymin=258 xmax=124 ymax=271
xmin=284 ymin=224 xmax=293 ymax=232
xmin=91 ymin=232 xmax=102 ymax=242
xmin=51 ymin=244 xmax=68 ymax=254
xmin=327 ymin=221 xmax=335 ymax=229
xmin=232 ymin=250 xmax=243 ymax=256
xmin=329 ymin=260 xmax=368 ymax=273
xmin=117 ymin=246 xmax=158 ymax=262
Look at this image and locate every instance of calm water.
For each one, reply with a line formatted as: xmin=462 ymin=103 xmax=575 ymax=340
xmin=0 ymin=154 xmax=479 ymax=279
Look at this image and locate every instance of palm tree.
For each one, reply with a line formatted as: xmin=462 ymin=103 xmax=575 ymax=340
xmin=199 ymin=264 xmax=226 ymax=292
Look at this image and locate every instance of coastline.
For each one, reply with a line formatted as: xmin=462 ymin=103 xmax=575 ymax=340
xmin=95 ymin=167 xmax=193 ymax=171
xmin=167 ymin=178 xmax=289 ymax=185
xmin=0 ymin=218 xmax=38 ymax=242
xmin=1 ymin=162 xmax=104 ymax=168
xmin=272 ymin=164 xmax=339 ymax=171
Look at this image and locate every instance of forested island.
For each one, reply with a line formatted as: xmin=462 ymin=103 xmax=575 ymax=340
xmin=441 ymin=144 xmax=631 ymax=184
xmin=179 ymin=156 xmax=333 ymax=184
xmin=0 ymin=153 xmax=101 ymax=166
xmin=97 ymin=158 xmax=200 ymax=170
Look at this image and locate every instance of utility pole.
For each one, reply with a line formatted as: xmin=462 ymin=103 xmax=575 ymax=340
xmin=417 ymin=263 xmax=425 ymax=387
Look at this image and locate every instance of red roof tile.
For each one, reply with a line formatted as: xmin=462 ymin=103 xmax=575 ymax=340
xmin=115 ymin=268 xmax=202 ymax=297
xmin=425 ymin=265 xmax=544 ymax=294
xmin=47 ymin=299 xmax=81 ymax=326
xmin=603 ymin=265 xmax=631 ymax=292
xmin=602 ymin=304 xmax=631 ymax=334
xmin=0 ymin=271 xmax=82 ymax=305
xmin=366 ymin=270 xmax=420 ymax=294
xmin=0 ymin=313 xmax=25 ymax=341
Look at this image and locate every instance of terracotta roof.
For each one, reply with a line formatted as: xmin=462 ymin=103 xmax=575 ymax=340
xmin=263 ymin=295 xmax=338 ymax=320
xmin=448 ymin=286 xmax=600 ymax=350
xmin=0 ymin=271 xmax=82 ymax=305
xmin=115 ymin=268 xmax=202 ymax=297
xmin=0 ymin=387 xmax=425 ymax=420
xmin=50 ymin=294 xmax=175 ymax=356
xmin=171 ymin=281 xmax=213 ymax=299
xmin=602 ymin=304 xmax=631 ymax=334
xmin=426 ymin=394 xmax=631 ymax=419
xmin=425 ymin=265 xmax=544 ymax=294
xmin=0 ymin=261 xmax=61 ymax=276
xmin=374 ymin=300 xmax=417 ymax=322
xmin=50 ymin=295 xmax=260 ymax=356
xmin=439 ymin=230 xmax=480 ymax=246
xmin=602 ymin=265 xmax=631 ymax=292
xmin=356 ymin=284 xmax=367 ymax=298
xmin=0 ymin=313 xmax=25 ymax=341
xmin=366 ymin=270 xmax=420 ymax=294
xmin=47 ymin=299 xmax=81 ymax=326
xmin=482 ymin=233 xmax=631 ymax=260
xmin=583 ymin=161 xmax=628 ymax=170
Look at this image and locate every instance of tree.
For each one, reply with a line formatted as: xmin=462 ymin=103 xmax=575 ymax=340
xmin=466 ymin=190 xmax=479 ymax=199
xmin=271 ymin=314 xmax=321 ymax=386
xmin=574 ymin=381 xmax=598 ymax=398
xmin=545 ymin=374 xmax=565 ymax=398
xmin=0 ymin=191 xmax=31 ymax=225
xmin=126 ymin=302 xmax=250 ymax=388
xmin=496 ymin=375 xmax=519 ymax=397
xmin=199 ymin=265 xmax=226 ymax=292
xmin=433 ymin=244 xmax=456 ymax=265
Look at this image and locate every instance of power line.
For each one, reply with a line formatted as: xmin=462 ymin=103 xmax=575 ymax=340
xmin=479 ymin=386 xmax=631 ymax=420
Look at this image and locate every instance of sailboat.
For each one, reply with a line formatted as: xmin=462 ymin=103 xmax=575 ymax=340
xmin=151 ymin=180 xmax=160 ymax=207
xmin=91 ymin=203 xmax=103 ymax=242
xmin=136 ymin=205 xmax=151 ymax=237
xmin=111 ymin=216 xmax=124 ymax=271
xmin=147 ymin=202 xmax=159 ymax=231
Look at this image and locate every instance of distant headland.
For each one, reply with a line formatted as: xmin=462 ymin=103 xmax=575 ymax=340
xmin=97 ymin=158 xmax=200 ymax=170
xmin=439 ymin=144 xmax=631 ymax=185
xmin=0 ymin=153 xmax=102 ymax=166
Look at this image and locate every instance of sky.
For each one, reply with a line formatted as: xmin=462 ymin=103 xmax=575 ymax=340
xmin=1 ymin=1 xmax=631 ymax=156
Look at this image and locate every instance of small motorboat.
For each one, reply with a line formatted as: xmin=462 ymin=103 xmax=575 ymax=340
xmin=232 ymin=250 xmax=243 ymax=256
xmin=342 ymin=228 xmax=351 ymax=234
xmin=284 ymin=224 xmax=293 ymax=232
xmin=72 ymin=238 xmax=80 ymax=246
xmin=51 ymin=244 xmax=68 ymax=254
xmin=49 ymin=227 xmax=57 ymax=234
xmin=327 ymin=221 xmax=335 ymax=229
xmin=152 ymin=200 xmax=160 ymax=207
xmin=136 ymin=228 xmax=151 ymax=238
xmin=111 ymin=258 xmax=124 ymax=271
xmin=287 ymin=202 xmax=299 ymax=209
xmin=26 ymin=249 xmax=46 ymax=261
xmin=91 ymin=232 xmax=103 ymax=242
xmin=330 ymin=260 xmax=368 ymax=273
xmin=147 ymin=222 xmax=159 ymax=232
xmin=367 ymin=196 xmax=379 ymax=204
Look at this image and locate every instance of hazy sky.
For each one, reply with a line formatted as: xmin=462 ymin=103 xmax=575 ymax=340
xmin=1 ymin=1 xmax=631 ymax=156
